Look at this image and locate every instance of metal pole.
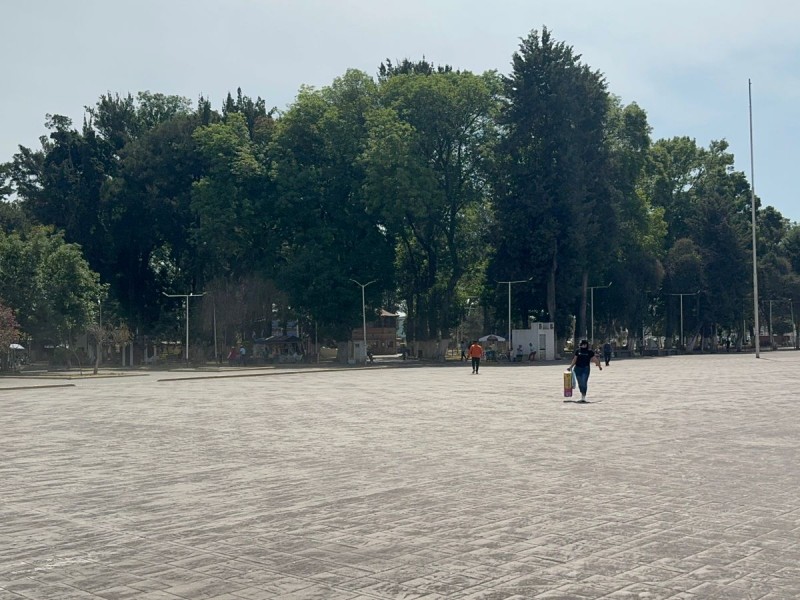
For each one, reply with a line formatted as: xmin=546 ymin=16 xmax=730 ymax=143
xmin=507 ymin=282 xmax=512 ymax=350
xmin=350 ymin=279 xmax=376 ymax=363
xmin=497 ymin=278 xmax=532 ymax=352
xmin=680 ymin=294 xmax=684 ymax=349
xmin=361 ymin=285 xmax=367 ymax=355
xmin=749 ymin=79 xmax=760 ymax=358
xmin=184 ymin=299 xmax=189 ymax=361
xmin=769 ymin=299 xmax=773 ymax=349
xmin=163 ymin=292 xmax=206 ymax=363
xmin=213 ymin=302 xmax=218 ymax=362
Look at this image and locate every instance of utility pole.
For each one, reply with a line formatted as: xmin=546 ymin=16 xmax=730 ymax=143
xmin=350 ymin=279 xmax=376 ymax=363
xmin=163 ymin=292 xmax=206 ymax=363
xmin=667 ymin=291 xmax=699 ymax=350
xmin=497 ymin=278 xmax=532 ymax=351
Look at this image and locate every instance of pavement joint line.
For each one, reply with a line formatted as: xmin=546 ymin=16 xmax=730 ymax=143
xmin=156 ymin=366 xmax=384 ymax=382
xmin=0 ymin=383 xmax=76 ymax=391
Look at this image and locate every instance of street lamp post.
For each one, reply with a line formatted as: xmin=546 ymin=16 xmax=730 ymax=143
xmin=497 ymin=278 xmax=532 ymax=352
xmin=667 ymin=291 xmax=699 ymax=350
xmin=163 ymin=291 xmax=206 ymax=362
xmin=587 ymin=282 xmax=612 ymax=347
xmin=350 ymin=279 xmax=376 ymax=363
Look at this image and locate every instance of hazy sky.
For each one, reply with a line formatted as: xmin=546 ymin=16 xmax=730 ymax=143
xmin=3 ymin=0 xmax=799 ymax=221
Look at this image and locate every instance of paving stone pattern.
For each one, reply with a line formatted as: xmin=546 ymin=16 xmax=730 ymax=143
xmin=2 ymin=353 xmax=800 ymax=599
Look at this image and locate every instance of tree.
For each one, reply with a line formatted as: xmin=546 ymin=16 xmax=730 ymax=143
xmin=363 ymin=64 xmax=500 ymax=341
xmin=269 ymin=70 xmax=395 ymax=341
xmin=492 ymin=27 xmax=611 ymax=348
xmin=191 ymin=112 xmax=268 ymax=281
xmin=0 ymin=226 xmax=104 ymax=346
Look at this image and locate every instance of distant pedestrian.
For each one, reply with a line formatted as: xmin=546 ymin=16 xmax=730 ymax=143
xmin=603 ymin=341 xmax=612 ymax=366
xmin=515 ymin=344 xmax=524 ymax=362
xmin=528 ymin=343 xmax=536 ymax=361
xmin=228 ymin=346 xmax=238 ymax=366
xmin=468 ymin=340 xmax=483 ymax=374
xmin=568 ymin=339 xmax=602 ymax=402
xmin=460 ymin=340 xmax=468 ymax=361
xmin=239 ymin=345 xmax=247 ymax=366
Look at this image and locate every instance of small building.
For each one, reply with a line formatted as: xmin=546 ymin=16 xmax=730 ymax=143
xmin=512 ymin=322 xmax=556 ymax=360
xmin=351 ymin=309 xmax=400 ymax=355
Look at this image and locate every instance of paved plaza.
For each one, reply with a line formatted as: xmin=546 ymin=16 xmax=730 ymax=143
xmin=2 ymin=352 xmax=800 ymax=599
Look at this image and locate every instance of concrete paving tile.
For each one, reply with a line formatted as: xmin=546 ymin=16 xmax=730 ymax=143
xmin=161 ymin=577 xmax=247 ymax=599
xmin=278 ymin=584 xmax=359 ymax=599
xmin=598 ymin=582 xmax=682 ymax=598
xmin=227 ymin=587 xmax=278 ymax=600
xmin=93 ymin=584 xmax=151 ymax=599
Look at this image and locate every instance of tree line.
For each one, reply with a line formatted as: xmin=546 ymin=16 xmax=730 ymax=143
xmin=1 ymin=27 xmax=798 ymax=361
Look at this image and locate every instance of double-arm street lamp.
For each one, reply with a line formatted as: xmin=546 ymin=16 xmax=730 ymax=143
xmin=163 ymin=291 xmax=206 ymax=362
xmin=350 ymin=279 xmax=376 ymax=362
xmin=497 ymin=277 xmax=532 ymax=350
xmin=588 ymin=282 xmax=612 ymax=347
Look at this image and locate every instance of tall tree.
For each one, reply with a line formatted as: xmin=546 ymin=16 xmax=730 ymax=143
xmin=269 ymin=70 xmax=394 ymax=340
xmin=492 ymin=27 xmax=611 ymax=347
xmin=363 ymin=64 xmax=500 ymax=341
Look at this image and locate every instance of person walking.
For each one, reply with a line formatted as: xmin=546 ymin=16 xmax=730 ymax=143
xmin=602 ymin=340 xmax=613 ymax=366
xmin=460 ymin=340 xmax=468 ymax=361
xmin=568 ymin=339 xmax=602 ymax=402
xmin=468 ymin=340 xmax=483 ymax=374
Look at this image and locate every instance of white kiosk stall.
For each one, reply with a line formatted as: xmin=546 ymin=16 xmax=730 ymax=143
xmin=511 ymin=322 xmax=556 ymax=361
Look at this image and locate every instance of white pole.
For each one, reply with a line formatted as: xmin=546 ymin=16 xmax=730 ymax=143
xmin=680 ymin=294 xmax=684 ymax=349
xmin=361 ymin=285 xmax=367 ymax=355
xmin=163 ymin=292 xmax=206 ymax=364
xmin=350 ymin=279 xmax=376 ymax=363
xmin=497 ymin=278 xmax=532 ymax=352
xmin=749 ymin=79 xmax=760 ymax=358
xmin=507 ymin=282 xmax=512 ymax=350
xmin=185 ymin=299 xmax=189 ymax=361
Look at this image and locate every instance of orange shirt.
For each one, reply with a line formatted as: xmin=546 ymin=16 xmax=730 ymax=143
xmin=468 ymin=343 xmax=483 ymax=358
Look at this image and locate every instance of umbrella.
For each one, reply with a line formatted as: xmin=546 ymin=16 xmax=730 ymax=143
xmin=478 ymin=334 xmax=505 ymax=343
xmin=9 ymin=343 xmax=25 ymax=350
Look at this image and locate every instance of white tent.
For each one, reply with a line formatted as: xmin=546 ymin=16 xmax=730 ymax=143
xmin=478 ymin=334 xmax=505 ymax=343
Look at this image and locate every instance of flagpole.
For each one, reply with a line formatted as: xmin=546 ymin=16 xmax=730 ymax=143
xmin=749 ymin=79 xmax=760 ymax=358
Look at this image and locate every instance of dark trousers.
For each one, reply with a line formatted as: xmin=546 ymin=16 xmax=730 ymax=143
xmin=471 ymin=357 xmax=480 ymax=373
xmin=604 ymin=352 xmax=611 ymax=366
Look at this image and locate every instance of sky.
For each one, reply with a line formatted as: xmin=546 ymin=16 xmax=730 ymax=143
xmin=3 ymin=0 xmax=799 ymax=222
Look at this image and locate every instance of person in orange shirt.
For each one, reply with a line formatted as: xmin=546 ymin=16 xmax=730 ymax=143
xmin=468 ymin=340 xmax=484 ymax=374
